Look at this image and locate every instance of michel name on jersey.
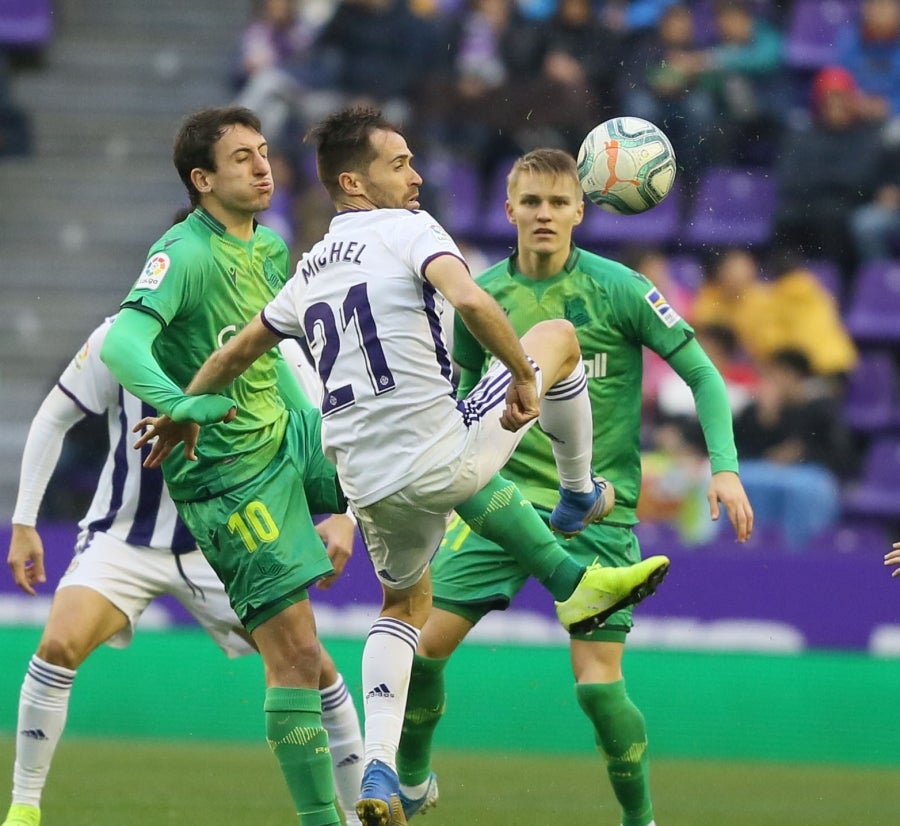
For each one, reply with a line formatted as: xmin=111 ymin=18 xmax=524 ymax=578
xmin=298 ymin=241 xmax=368 ymax=283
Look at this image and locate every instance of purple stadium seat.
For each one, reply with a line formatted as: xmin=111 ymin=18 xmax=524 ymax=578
xmin=684 ymin=167 xmax=777 ymax=247
xmin=579 ymin=184 xmax=682 ymax=248
xmin=843 ymin=351 xmax=898 ymax=432
xmin=424 ymin=157 xmax=483 ymax=240
xmin=785 ymin=0 xmax=859 ymax=70
xmin=805 ymin=258 xmax=844 ymax=304
xmin=815 ymin=518 xmax=888 ymax=554
xmin=666 ymin=253 xmax=703 ymax=293
xmin=845 ymin=260 xmax=900 ymax=343
xmin=843 ymin=435 xmax=900 ymax=520
xmin=0 ymin=0 xmax=53 ymax=49
xmin=479 ymin=159 xmax=519 ymax=244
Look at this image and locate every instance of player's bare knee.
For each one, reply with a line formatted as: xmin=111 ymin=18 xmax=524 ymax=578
xmin=36 ymin=633 xmax=90 ymax=670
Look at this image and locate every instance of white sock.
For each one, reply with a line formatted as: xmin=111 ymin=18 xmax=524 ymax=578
xmin=321 ymin=673 xmax=364 ymax=824
xmin=539 ymin=361 xmax=594 ymax=493
xmin=11 ymin=655 xmax=76 ymax=807
xmin=360 ymin=617 xmax=419 ymax=770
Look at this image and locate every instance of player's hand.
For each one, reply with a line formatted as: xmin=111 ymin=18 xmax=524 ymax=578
xmin=501 ymin=378 xmax=540 ymax=431
xmin=884 ymin=543 xmax=900 ymax=577
xmin=707 ymin=470 xmax=754 ymax=543
xmin=134 ymin=415 xmax=201 ymax=467
xmin=314 ymin=513 xmax=356 ymax=590
xmin=8 ymin=524 xmax=47 ymax=596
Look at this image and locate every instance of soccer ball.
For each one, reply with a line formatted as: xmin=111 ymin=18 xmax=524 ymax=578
xmin=576 ymin=117 xmax=677 ymax=215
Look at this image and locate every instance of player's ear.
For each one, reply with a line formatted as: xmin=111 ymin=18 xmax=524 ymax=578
xmin=573 ymin=197 xmax=585 ymax=226
xmin=338 ymin=170 xmax=363 ymax=196
xmin=505 ymin=199 xmax=516 ymax=225
xmin=191 ymin=168 xmax=212 ymax=194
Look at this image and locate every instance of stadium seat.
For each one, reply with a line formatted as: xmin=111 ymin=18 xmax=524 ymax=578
xmin=579 ymin=183 xmax=682 ymax=248
xmin=0 ymin=0 xmax=53 ymax=50
xmin=843 ymin=351 xmax=899 ymax=433
xmin=785 ymin=0 xmax=859 ymax=70
xmin=424 ymin=157 xmax=484 ymax=240
xmin=479 ymin=158 xmax=519 ymax=244
xmin=805 ymin=258 xmax=844 ymax=305
xmin=683 ymin=167 xmax=777 ymax=247
xmin=845 ymin=260 xmax=900 ymax=344
xmin=667 ymin=253 xmax=704 ymax=293
xmin=842 ymin=435 xmax=900 ymax=520
xmin=815 ymin=518 xmax=889 ymax=554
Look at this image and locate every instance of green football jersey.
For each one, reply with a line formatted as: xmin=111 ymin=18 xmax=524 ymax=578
xmin=121 ymin=208 xmax=292 ymax=501
xmin=454 ymin=246 xmax=696 ymax=523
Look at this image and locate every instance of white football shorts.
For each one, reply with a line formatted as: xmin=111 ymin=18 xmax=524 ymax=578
xmin=58 ymin=531 xmax=255 ymax=658
xmin=355 ymin=360 xmax=542 ymax=589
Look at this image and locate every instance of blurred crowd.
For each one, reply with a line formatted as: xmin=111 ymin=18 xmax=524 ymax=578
xmin=6 ymin=0 xmax=900 ymax=551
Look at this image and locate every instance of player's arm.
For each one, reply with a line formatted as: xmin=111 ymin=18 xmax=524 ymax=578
xmin=134 ymin=314 xmax=282 ymax=466
xmin=8 ymin=387 xmax=87 ymax=595
xmin=667 ymin=338 xmax=754 ymax=542
xmin=101 ymin=308 xmax=235 ymax=425
xmin=451 ymin=306 xmax=489 ymax=398
xmin=425 ymin=254 xmax=537 ymax=429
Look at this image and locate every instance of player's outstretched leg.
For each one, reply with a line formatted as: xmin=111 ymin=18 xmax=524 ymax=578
xmin=550 ymin=476 xmax=616 ymax=538
xmin=1 ymin=804 xmax=40 ymax=826
xmin=556 ymin=556 xmax=671 ymax=635
xmin=356 ymin=760 xmax=408 ymax=826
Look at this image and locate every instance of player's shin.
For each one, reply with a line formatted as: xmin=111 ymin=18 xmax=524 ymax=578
xmin=576 ymin=680 xmax=654 ymax=826
xmin=397 ymin=654 xmax=449 ymax=787
xmin=265 ymin=686 xmax=342 ymax=826
xmin=455 ymin=475 xmax=584 ymax=602
xmin=10 ymin=656 xmax=76 ymax=809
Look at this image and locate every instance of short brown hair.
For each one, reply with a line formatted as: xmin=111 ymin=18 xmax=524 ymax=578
xmin=304 ymin=105 xmax=400 ymax=200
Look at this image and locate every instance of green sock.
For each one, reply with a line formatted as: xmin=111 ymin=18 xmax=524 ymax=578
xmin=455 ymin=473 xmax=584 ymax=601
xmin=265 ymin=686 xmax=341 ymax=826
xmin=398 ymin=654 xmax=449 ymax=786
xmin=576 ymin=680 xmax=654 ymax=826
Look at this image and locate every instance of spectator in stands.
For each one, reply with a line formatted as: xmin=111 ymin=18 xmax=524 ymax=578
xmin=732 ymin=348 xmax=857 ymax=549
xmin=850 ymin=120 xmax=900 ymax=263
xmin=665 ymin=0 xmax=785 ymax=165
xmin=601 ymin=0 xmax=680 ymax=40
xmin=231 ymin=0 xmax=331 ymax=150
xmin=691 ymin=247 xmax=858 ymax=385
xmin=416 ymin=0 xmax=617 ymax=185
xmin=836 ymin=0 xmax=900 ymax=125
xmin=618 ymin=2 xmax=718 ymax=185
xmin=314 ymin=0 xmax=439 ymax=129
xmin=773 ymin=65 xmax=884 ymax=284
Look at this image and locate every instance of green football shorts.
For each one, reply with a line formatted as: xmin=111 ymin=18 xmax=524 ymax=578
xmin=431 ymin=510 xmax=643 ymax=642
xmin=177 ymin=408 xmax=345 ymax=633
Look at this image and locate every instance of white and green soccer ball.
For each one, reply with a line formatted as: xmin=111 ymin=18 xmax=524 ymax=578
xmin=576 ymin=117 xmax=677 ymax=215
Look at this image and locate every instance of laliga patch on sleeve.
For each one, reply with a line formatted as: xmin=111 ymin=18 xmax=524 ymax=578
xmin=644 ymin=286 xmax=681 ymax=328
xmin=428 ymin=223 xmax=451 ymax=243
xmin=135 ymin=253 xmax=171 ymax=290
xmin=72 ymin=338 xmax=90 ymax=371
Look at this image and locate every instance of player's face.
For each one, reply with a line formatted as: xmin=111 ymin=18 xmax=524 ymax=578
xmin=359 ymin=129 xmax=422 ymax=210
xmin=200 ymin=124 xmax=274 ymax=218
xmin=506 ymin=171 xmax=584 ymax=256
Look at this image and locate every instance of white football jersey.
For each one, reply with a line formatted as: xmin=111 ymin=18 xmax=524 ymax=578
xmin=263 ymin=209 xmax=470 ymax=506
xmin=59 ymin=317 xmax=196 ymax=551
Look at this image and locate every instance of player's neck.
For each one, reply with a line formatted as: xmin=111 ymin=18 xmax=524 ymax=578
xmin=516 ymin=247 xmax=569 ymax=281
xmin=201 ymin=202 xmax=257 ymax=241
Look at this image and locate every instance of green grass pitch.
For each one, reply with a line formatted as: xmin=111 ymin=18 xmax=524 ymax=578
xmin=1 ymin=737 xmax=898 ymax=825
